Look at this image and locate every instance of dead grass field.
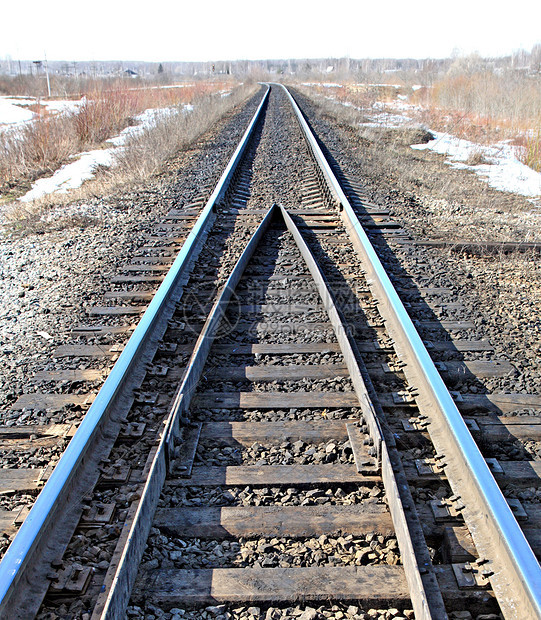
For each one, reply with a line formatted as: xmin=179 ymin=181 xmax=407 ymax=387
xmin=294 ymin=86 xmax=541 ymax=243
xmin=297 ymin=60 xmax=541 ymax=172
xmin=0 ymin=80 xmax=244 ymax=203
xmin=2 ymin=82 xmax=258 ymax=232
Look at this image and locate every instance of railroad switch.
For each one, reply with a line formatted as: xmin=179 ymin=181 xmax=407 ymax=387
xmin=507 ymin=498 xmax=528 ymax=521
xmin=401 ymin=419 xmax=416 ymax=431
xmin=157 ymin=342 xmax=177 ymax=354
xmin=484 ymin=457 xmax=504 ymax=474
xmin=12 ymin=505 xmax=30 ymax=526
xmin=415 ymin=457 xmax=445 ymax=476
xmin=463 ymin=418 xmax=480 ymax=433
xmin=381 ymin=362 xmax=407 ymax=374
xmin=99 ymin=462 xmax=131 ymax=485
xmin=47 ymin=563 xmax=93 ymax=596
xmin=449 ymin=391 xmax=463 ymax=402
xmin=442 ymin=526 xmax=477 ymax=563
xmin=134 ymin=391 xmax=159 ymax=405
xmin=401 ymin=416 xmax=430 ymax=431
xmin=172 ymin=422 xmax=202 ymax=478
xmin=392 ymin=391 xmax=416 ymax=405
xmin=168 ymin=319 xmax=186 ymax=331
xmin=147 ymin=364 xmax=170 ymax=376
xmin=38 ymin=462 xmax=55 ymax=484
xmin=346 ymin=423 xmax=378 ymax=473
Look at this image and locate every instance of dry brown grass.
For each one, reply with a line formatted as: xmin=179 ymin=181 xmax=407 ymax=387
xmin=517 ymin=130 xmax=541 ymax=172
xmin=108 ymin=84 xmax=257 ymax=182
xmin=0 ymin=115 xmax=76 ymax=184
xmin=0 ymin=73 xmax=205 ymax=99
xmin=0 ymin=81 xmax=237 ymax=199
xmin=425 ymin=72 xmax=541 ymax=131
xmin=410 ymin=71 xmax=541 ymax=172
xmin=302 ymin=82 xmax=400 ymax=113
xmin=2 ymin=83 xmax=258 ymax=232
xmin=294 ymin=85 xmax=540 ymax=245
xmin=465 ymin=148 xmax=489 ymax=166
xmin=298 ymin=70 xmax=541 ymax=173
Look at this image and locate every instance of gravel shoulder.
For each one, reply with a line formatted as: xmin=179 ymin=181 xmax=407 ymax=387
xmin=291 ymin=87 xmax=541 ymax=400
xmin=293 ymin=87 xmax=541 ymax=244
xmin=0 ymin=88 xmax=264 ymax=419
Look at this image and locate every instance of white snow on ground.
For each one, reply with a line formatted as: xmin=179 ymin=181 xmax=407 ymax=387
xmin=344 ymin=95 xmax=541 ymax=199
xmin=0 ymin=98 xmax=35 ymax=124
xmin=0 ymin=96 xmax=83 ymax=125
xmin=0 ymin=96 xmax=85 ymax=138
xmin=8 ymin=83 xmax=541 ymax=204
xmin=301 ymin=82 xmax=344 ymax=88
xmin=322 ymin=90 xmax=541 ymax=199
xmin=18 ymin=105 xmax=188 ymax=202
xmin=40 ymin=99 xmax=83 ymax=114
xmin=20 ymin=149 xmax=114 ymax=202
xmin=5 ymin=97 xmax=84 ymax=115
xmin=363 ymin=107 xmax=413 ymax=128
xmin=107 ymin=106 xmax=178 ymax=146
xmin=315 ymin=91 xmax=420 ymax=130
xmin=412 ymin=132 xmax=541 ymax=198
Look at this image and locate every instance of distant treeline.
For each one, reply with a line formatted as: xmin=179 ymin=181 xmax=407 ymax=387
xmin=1 ymin=45 xmax=540 ymax=82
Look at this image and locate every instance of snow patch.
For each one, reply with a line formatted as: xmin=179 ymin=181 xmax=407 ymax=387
xmin=41 ymin=99 xmax=84 ymax=114
xmin=326 ymin=90 xmax=541 ymax=199
xmin=0 ymin=98 xmax=35 ymax=125
xmin=412 ymin=132 xmax=541 ymax=198
xmin=301 ymin=82 xmax=344 ymax=88
xmin=107 ymin=106 xmax=179 ymax=146
xmin=19 ymin=149 xmax=114 ymax=202
xmin=18 ymin=104 xmax=191 ymax=203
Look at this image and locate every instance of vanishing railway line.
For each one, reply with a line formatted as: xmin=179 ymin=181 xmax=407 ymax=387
xmin=0 ymin=84 xmax=540 ymax=620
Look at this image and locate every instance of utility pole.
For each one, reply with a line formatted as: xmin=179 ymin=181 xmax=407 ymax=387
xmin=44 ymin=52 xmax=51 ymax=97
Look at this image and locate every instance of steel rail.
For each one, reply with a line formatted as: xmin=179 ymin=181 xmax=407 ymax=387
xmin=280 ymin=205 xmax=384 ymax=460
xmin=0 ymin=85 xmax=269 ymax=617
xmin=279 ymin=205 xmax=442 ymax=620
xmin=98 ymin=202 xmax=438 ymax=619
xmin=280 ymin=83 xmax=541 ymax=619
xmin=93 ymin=205 xmax=278 ymax=618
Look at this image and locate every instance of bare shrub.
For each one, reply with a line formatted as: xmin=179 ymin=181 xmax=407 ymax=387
xmin=516 ymin=130 xmax=541 ymax=172
xmin=299 ymin=71 xmax=541 ymax=174
xmin=74 ymin=91 xmax=138 ymax=144
xmin=2 ymin=83 xmax=258 ymax=230
xmin=428 ymin=71 xmax=541 ymax=128
xmin=110 ymin=84 xmax=258 ymax=182
xmin=0 ymin=114 xmax=77 ymax=187
xmin=418 ymin=71 xmax=541 ymax=151
xmin=0 ymin=80 xmax=238 ymax=197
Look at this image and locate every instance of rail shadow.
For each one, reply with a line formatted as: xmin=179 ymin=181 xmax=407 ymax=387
xmin=285 ymin=89 xmax=539 ymax=456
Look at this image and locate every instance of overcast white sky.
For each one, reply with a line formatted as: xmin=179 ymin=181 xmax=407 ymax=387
xmin=3 ymin=0 xmax=541 ymax=62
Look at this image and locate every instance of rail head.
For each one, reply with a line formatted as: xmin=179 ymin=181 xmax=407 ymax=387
xmin=280 ymin=82 xmax=541 ymax=619
xmin=0 ymin=84 xmax=270 ymax=617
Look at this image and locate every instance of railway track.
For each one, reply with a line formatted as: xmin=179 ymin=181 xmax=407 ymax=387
xmin=0 ymin=83 xmax=540 ymax=620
